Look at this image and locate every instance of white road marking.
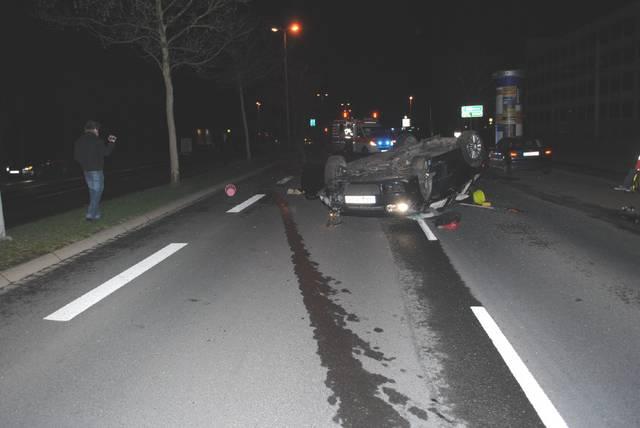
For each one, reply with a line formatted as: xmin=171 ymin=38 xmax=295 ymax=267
xmin=277 ymin=176 xmax=293 ymax=185
xmin=44 ymin=243 xmax=187 ymax=322
xmin=471 ymin=306 xmax=568 ymax=428
xmin=416 ymin=218 xmax=438 ymax=241
xmin=226 ymin=194 xmax=266 ymax=213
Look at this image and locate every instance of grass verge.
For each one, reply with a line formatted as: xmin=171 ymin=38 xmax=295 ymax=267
xmin=0 ymin=159 xmax=274 ymax=271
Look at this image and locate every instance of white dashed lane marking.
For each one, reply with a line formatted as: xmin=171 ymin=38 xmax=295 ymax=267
xmin=226 ymin=194 xmax=266 ymax=213
xmin=471 ymin=306 xmax=568 ymax=428
xmin=416 ymin=218 xmax=438 ymax=241
xmin=44 ymin=243 xmax=188 ymax=322
xmin=276 ymin=176 xmax=294 ymax=185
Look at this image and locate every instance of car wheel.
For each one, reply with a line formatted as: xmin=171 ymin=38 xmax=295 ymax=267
xmin=396 ymin=131 xmax=418 ymax=148
xmin=412 ymin=157 xmax=433 ymax=201
xmin=324 ymin=155 xmax=347 ymax=187
xmin=457 ymin=131 xmax=485 ymax=168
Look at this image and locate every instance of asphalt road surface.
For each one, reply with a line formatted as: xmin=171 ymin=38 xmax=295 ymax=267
xmin=1 ymin=164 xmax=638 ymax=427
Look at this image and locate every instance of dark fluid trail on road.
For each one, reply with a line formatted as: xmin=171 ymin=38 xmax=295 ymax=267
xmin=274 ymin=192 xmax=428 ymax=427
xmin=384 ymin=219 xmax=543 ymax=427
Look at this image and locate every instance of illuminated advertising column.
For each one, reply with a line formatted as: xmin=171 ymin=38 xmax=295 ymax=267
xmin=493 ymin=70 xmax=524 ymax=144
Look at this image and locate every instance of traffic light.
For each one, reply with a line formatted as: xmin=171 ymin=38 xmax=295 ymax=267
xmin=372 ymin=111 xmax=379 ymax=119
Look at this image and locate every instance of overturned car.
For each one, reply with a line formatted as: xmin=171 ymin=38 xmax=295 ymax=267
xmin=317 ymin=131 xmax=485 ymax=220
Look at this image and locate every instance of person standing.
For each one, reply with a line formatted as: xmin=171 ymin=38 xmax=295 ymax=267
xmin=73 ymin=120 xmax=116 ymax=221
xmin=614 ymin=154 xmax=640 ymax=192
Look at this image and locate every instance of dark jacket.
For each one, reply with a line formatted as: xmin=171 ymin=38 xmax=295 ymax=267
xmin=74 ymin=132 xmax=115 ymax=171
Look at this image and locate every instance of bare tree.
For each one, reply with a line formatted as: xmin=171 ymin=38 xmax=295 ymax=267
xmin=36 ymin=0 xmax=245 ymax=184
xmin=198 ymin=14 xmax=277 ymax=161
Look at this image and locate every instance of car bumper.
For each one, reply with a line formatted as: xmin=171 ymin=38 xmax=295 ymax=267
xmin=320 ymin=180 xmax=423 ymax=215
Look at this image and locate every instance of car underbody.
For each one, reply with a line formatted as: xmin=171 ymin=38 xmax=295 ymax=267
xmin=318 ymin=131 xmax=485 ymax=223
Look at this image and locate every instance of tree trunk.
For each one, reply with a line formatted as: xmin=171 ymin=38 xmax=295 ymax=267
xmin=156 ymin=0 xmax=179 ymax=185
xmin=237 ymin=74 xmax=251 ymax=161
xmin=162 ymin=60 xmax=180 ymax=185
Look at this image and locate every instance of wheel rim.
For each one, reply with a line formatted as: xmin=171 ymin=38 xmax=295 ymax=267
xmin=467 ymin=134 xmax=483 ymax=159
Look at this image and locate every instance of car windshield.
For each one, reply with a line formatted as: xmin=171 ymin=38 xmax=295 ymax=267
xmin=361 ymin=126 xmax=384 ymax=137
xmin=511 ymin=138 xmax=542 ymax=149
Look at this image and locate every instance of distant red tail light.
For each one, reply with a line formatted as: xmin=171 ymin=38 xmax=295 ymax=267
xmin=509 ymin=151 xmax=518 ymax=158
xmin=544 ymin=149 xmax=552 ymax=156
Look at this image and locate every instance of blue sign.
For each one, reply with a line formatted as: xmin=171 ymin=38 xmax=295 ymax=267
xmin=309 ymin=118 xmax=316 ymax=127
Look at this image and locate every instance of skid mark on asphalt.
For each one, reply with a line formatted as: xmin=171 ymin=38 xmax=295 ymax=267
xmin=274 ymin=192 xmax=428 ymax=427
xmin=471 ymin=307 xmax=568 ymax=428
xmin=505 ymin=180 xmax=640 ymax=236
xmin=384 ymin=219 xmax=543 ymax=427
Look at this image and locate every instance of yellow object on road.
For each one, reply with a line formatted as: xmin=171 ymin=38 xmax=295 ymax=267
xmin=472 ymin=189 xmax=486 ymax=205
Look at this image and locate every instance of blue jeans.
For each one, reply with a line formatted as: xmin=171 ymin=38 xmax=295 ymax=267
xmin=83 ymin=170 xmax=104 ymax=219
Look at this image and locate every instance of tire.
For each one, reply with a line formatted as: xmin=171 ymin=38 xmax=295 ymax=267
xmin=324 ymin=155 xmax=347 ymax=186
xmin=396 ymin=131 xmax=418 ymax=148
xmin=412 ymin=156 xmax=433 ymax=201
xmin=457 ymin=131 xmax=485 ymax=168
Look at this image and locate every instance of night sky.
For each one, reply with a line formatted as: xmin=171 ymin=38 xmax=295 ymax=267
xmin=0 ymin=0 xmax=636 ymax=164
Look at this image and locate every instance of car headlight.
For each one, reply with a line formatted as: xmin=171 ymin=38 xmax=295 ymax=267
xmin=369 ymin=140 xmax=377 ymax=147
xmin=396 ymin=202 xmax=409 ymax=213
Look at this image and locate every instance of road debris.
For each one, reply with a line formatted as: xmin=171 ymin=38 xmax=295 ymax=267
xmin=224 ymin=184 xmax=237 ymax=197
xmin=435 ymin=212 xmax=461 ymax=230
xmin=620 ymin=205 xmax=639 ymax=224
xmin=472 ymin=189 xmax=492 ymax=207
xmin=458 ymin=202 xmax=496 ymax=210
xmin=287 ymin=188 xmax=304 ymax=195
xmin=326 ymin=209 xmax=342 ymax=227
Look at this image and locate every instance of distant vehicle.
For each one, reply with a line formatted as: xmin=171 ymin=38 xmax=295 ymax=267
xmin=3 ymin=160 xmax=38 ymax=180
xmin=2 ymin=159 xmax=73 ymax=181
xmin=317 ymin=131 xmax=485 ymax=222
xmin=328 ymin=118 xmax=394 ymax=157
xmin=488 ymin=136 xmax=552 ymax=175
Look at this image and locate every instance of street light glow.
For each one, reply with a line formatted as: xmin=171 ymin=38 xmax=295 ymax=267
xmin=289 ymin=22 xmax=301 ymax=33
xmin=271 ymin=27 xmax=279 ymax=32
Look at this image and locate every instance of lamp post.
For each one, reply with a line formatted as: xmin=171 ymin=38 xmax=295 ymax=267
xmin=409 ymin=95 xmax=414 ymax=118
xmin=255 ymin=101 xmax=262 ymax=141
xmin=316 ymin=92 xmax=328 ymax=126
xmin=271 ymin=22 xmax=301 ymax=149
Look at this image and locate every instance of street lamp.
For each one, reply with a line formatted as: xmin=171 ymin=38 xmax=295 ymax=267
xmin=271 ymin=21 xmax=302 ymax=149
xmin=409 ymin=95 xmax=414 ymax=117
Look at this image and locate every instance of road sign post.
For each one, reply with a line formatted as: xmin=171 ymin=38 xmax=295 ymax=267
xmin=461 ymin=105 xmax=484 ymax=118
xmin=461 ymin=105 xmax=484 ymax=131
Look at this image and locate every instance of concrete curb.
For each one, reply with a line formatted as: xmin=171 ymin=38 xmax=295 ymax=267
xmin=0 ymin=163 xmax=277 ymax=288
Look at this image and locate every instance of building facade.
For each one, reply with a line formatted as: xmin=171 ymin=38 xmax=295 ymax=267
xmin=524 ymin=3 xmax=640 ymax=167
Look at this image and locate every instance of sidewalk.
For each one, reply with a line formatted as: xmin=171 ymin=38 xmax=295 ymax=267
xmin=0 ymin=159 xmax=278 ymax=290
